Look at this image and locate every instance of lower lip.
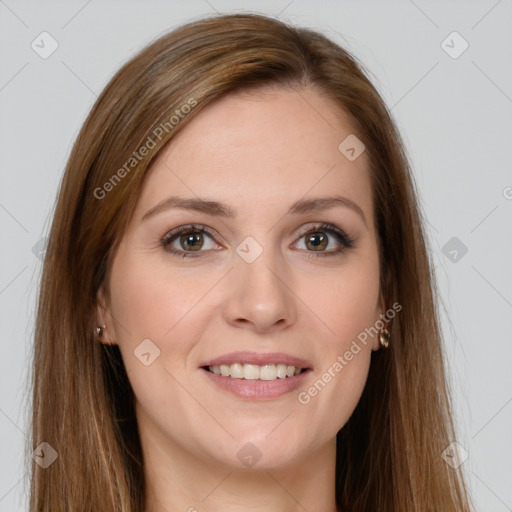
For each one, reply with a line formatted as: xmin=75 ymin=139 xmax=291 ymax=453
xmin=200 ymin=368 xmax=312 ymax=400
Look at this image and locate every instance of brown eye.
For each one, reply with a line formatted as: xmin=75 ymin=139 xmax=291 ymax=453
xmin=305 ymin=231 xmax=328 ymax=251
xmin=179 ymin=231 xmax=204 ymax=251
xmin=294 ymin=223 xmax=355 ymax=257
xmin=161 ymin=224 xmax=220 ymax=258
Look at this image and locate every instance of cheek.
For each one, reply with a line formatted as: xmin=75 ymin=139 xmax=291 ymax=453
xmin=296 ymin=254 xmax=379 ymax=429
xmin=106 ymin=255 xmax=206 ymax=403
xmin=107 ymin=256 xmax=212 ymax=436
xmin=309 ymin=255 xmax=381 ymax=346
xmin=109 ymin=251 xmax=211 ymax=343
xmin=297 ymin=299 xmax=375 ymax=439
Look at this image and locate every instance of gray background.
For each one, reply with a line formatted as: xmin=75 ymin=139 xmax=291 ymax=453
xmin=1 ymin=0 xmax=511 ymax=510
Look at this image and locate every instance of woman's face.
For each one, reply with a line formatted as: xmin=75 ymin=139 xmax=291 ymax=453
xmin=98 ymin=85 xmax=385 ymax=470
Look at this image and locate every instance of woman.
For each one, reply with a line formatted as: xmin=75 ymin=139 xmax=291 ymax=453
xmin=29 ymin=12 xmax=473 ymax=511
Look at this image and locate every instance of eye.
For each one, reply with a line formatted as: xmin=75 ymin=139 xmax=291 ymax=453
xmin=160 ymin=222 xmax=355 ymax=259
xmin=160 ymin=224 xmax=221 ymax=258
xmin=293 ymin=222 xmax=355 ymax=257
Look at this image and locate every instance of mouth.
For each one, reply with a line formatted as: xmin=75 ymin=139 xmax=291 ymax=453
xmin=198 ymin=351 xmax=313 ymax=399
xmin=201 ymin=363 xmax=310 ymax=381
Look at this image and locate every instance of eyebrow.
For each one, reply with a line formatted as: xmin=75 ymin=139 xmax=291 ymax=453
xmin=141 ymin=195 xmax=367 ymax=226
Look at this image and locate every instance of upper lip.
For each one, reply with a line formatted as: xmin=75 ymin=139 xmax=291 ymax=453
xmin=200 ymin=351 xmax=313 ymax=369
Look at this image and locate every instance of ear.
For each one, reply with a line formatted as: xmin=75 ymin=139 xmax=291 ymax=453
xmin=96 ymin=285 xmax=117 ymax=345
xmin=371 ymin=291 xmax=388 ymax=352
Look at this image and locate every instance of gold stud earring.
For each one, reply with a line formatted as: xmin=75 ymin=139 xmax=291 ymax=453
xmin=94 ymin=325 xmax=106 ymax=341
xmin=379 ymin=328 xmax=391 ymax=349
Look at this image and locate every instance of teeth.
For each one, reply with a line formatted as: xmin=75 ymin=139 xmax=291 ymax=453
xmin=231 ymin=363 xmax=244 ymax=379
xmin=208 ymin=363 xmax=305 ymax=380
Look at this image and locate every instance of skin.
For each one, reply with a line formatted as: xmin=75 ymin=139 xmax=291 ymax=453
xmin=97 ymin=85 xmax=386 ymax=512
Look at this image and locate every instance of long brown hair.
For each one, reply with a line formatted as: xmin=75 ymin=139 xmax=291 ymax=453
xmin=28 ymin=12 xmax=473 ymax=511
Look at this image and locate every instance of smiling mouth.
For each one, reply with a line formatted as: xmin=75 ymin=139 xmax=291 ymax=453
xmin=202 ymin=363 xmax=310 ymax=381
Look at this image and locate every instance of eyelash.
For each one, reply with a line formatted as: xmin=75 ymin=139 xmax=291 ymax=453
xmin=160 ymin=223 xmax=355 ymax=259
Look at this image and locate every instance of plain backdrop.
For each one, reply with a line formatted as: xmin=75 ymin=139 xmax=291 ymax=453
xmin=1 ymin=1 xmax=511 ymax=510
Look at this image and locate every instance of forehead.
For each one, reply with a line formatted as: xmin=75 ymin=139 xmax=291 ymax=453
xmin=134 ymin=85 xmax=373 ymax=226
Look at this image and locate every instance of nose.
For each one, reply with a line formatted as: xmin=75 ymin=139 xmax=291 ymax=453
xmin=222 ymin=247 xmax=297 ymax=333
